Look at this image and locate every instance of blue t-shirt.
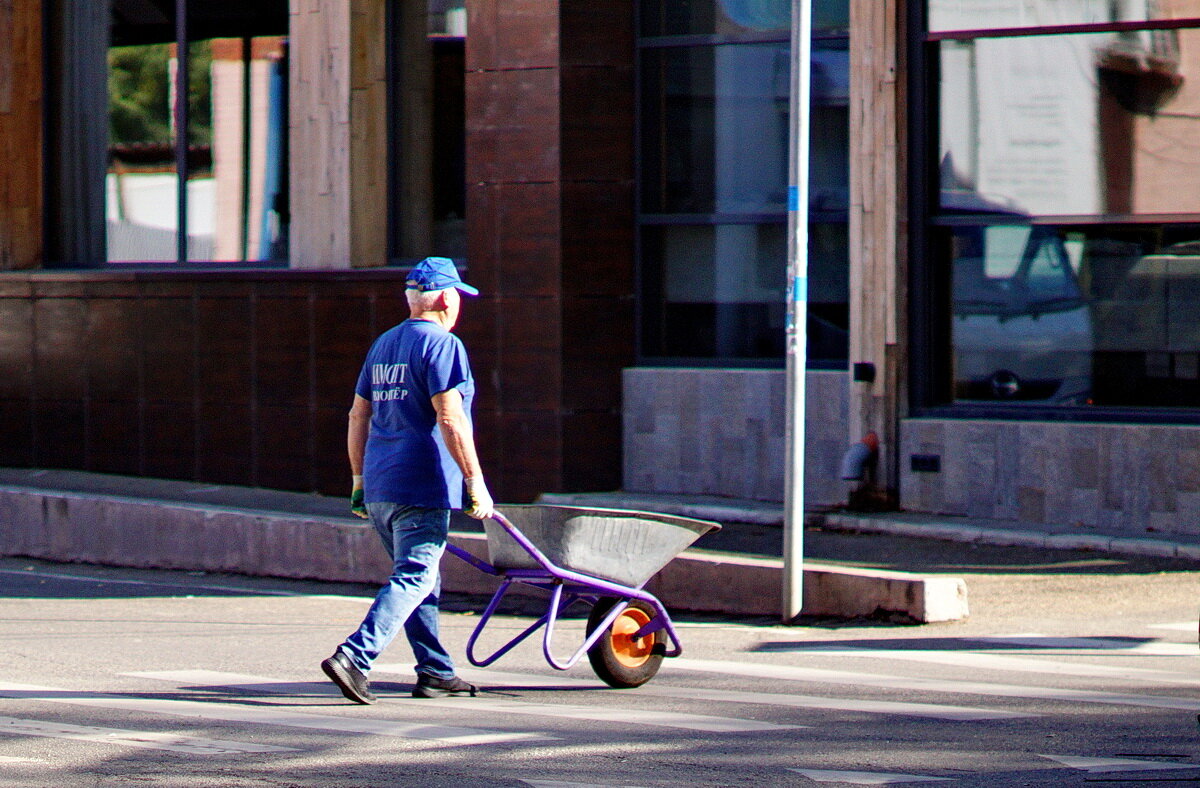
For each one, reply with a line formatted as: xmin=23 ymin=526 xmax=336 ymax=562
xmin=354 ymin=319 xmax=475 ymax=509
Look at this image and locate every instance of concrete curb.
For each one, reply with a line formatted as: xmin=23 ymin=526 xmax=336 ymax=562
xmin=819 ymin=513 xmax=1200 ymax=561
xmin=0 ymin=485 xmax=968 ymax=623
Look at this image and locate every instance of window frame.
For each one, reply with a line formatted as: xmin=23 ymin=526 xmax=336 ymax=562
xmin=634 ymin=6 xmax=850 ymax=369
xmin=909 ymin=0 xmax=1200 ymax=422
xmin=45 ymin=1 xmax=290 ymax=269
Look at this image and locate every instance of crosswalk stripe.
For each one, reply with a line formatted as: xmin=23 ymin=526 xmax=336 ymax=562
xmin=0 ymin=568 xmax=368 ymax=602
xmin=0 ymin=714 xmax=296 ymax=755
xmin=1039 ymin=755 xmax=1200 ymax=773
xmin=402 ymin=665 xmax=1034 ymax=722
xmin=1148 ymin=622 xmax=1196 ymax=633
xmin=778 ymin=645 xmax=1200 ymax=686
xmin=788 ymin=767 xmax=953 ymax=784
xmin=522 ymin=782 xmax=651 ymax=788
xmin=662 ymin=658 xmax=1200 ymax=712
xmin=974 ymin=634 xmax=1197 ymax=656
xmin=128 ymin=670 xmax=800 ymax=734
xmin=0 ymin=681 xmax=548 ymax=746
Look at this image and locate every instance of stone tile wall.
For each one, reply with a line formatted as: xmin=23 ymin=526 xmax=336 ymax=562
xmin=623 ymin=368 xmax=850 ymax=507
xmin=901 ymin=418 xmax=1200 ymax=536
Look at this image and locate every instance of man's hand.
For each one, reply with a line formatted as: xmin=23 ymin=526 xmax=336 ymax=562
xmin=463 ymin=477 xmax=495 ymax=520
xmin=350 ymin=475 xmax=368 ymax=518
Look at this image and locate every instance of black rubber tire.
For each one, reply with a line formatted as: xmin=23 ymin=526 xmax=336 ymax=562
xmin=586 ymin=597 xmax=666 ymax=688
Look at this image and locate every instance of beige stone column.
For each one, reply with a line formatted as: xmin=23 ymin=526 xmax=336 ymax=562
xmin=847 ymin=0 xmax=907 ymax=507
xmin=289 ymin=0 xmax=388 ymax=268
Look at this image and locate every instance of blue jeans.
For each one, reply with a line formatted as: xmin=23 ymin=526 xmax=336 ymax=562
xmin=339 ymin=504 xmax=456 ymax=679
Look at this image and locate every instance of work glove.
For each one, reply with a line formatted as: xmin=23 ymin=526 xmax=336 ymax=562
xmin=350 ymin=475 xmax=368 ymax=519
xmin=463 ymin=477 xmax=495 ymax=520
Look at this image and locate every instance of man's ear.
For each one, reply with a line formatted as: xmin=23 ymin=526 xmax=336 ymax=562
xmin=433 ymin=289 xmax=452 ymax=310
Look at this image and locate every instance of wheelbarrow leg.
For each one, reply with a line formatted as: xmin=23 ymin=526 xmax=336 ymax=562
xmin=464 ymin=577 xmax=554 ymax=667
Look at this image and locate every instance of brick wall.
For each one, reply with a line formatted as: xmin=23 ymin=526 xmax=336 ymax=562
xmin=0 ymin=271 xmax=435 ymax=497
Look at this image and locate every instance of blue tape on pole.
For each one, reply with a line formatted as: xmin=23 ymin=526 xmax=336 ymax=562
xmin=792 ymin=275 xmax=808 ymax=303
xmin=787 ymin=185 xmax=799 ymax=212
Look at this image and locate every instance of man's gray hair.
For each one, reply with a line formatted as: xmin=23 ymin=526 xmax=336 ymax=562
xmin=406 ymin=288 xmax=446 ymax=311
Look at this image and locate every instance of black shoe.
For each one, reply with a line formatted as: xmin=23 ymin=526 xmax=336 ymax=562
xmin=412 ymin=673 xmax=478 ymax=698
xmin=321 ymin=650 xmax=376 ymax=705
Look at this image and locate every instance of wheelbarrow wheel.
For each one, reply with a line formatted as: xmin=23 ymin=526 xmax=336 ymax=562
xmin=586 ymin=598 xmax=666 ymax=688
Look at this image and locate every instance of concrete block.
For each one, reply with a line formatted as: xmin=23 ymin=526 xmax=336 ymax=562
xmin=1108 ymin=537 xmax=1178 ymax=558
xmin=965 ymin=527 xmax=1045 ymax=548
xmin=648 ymin=552 xmax=782 ymax=617
xmin=648 ymin=551 xmax=968 ymax=623
xmin=1042 ymin=532 xmax=1113 ymax=552
xmin=801 ymin=561 xmax=968 ymax=623
xmin=0 ymin=490 xmax=41 ymax=554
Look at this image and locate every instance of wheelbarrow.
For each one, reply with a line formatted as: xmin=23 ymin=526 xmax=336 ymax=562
xmin=444 ymin=504 xmax=721 ymax=688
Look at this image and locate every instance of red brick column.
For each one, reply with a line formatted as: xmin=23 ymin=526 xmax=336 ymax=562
xmin=0 ymin=0 xmax=43 ymax=270
xmin=465 ymin=0 xmax=634 ymax=501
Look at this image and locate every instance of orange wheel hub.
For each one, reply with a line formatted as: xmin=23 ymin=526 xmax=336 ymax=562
xmin=610 ymin=607 xmax=655 ymax=667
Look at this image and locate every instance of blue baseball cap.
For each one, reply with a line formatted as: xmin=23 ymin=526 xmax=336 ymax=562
xmin=406 ymin=257 xmax=479 ymax=296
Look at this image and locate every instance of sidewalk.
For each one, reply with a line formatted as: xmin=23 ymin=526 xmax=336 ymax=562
xmin=1 ymin=468 xmax=1194 ymax=622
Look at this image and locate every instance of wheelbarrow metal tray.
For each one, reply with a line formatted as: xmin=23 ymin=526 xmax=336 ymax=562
xmin=483 ymin=504 xmax=721 ymax=588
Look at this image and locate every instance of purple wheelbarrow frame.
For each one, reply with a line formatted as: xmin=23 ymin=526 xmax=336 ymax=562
xmin=445 ymin=509 xmax=717 ymax=674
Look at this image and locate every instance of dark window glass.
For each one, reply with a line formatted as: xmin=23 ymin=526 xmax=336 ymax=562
xmin=938 ymin=29 xmax=1200 ymax=218
xmin=641 ymin=0 xmax=790 ymax=36
xmin=640 ymin=221 xmax=848 ymax=362
xmin=104 ymin=3 xmax=289 ymax=264
xmin=810 ymin=39 xmax=849 ymax=211
xmin=107 ymin=37 xmax=288 ymax=263
xmin=947 ymin=222 xmax=1200 ymax=408
xmin=929 ymin=0 xmax=1200 ymax=33
xmin=641 ymin=222 xmax=789 ymax=359
xmin=640 ymin=0 xmax=846 ymax=36
xmin=637 ymin=0 xmax=850 ymax=365
xmin=813 ymin=0 xmax=850 ymax=34
xmin=107 ymin=42 xmax=181 ymax=261
xmin=640 ymin=42 xmax=792 ymax=215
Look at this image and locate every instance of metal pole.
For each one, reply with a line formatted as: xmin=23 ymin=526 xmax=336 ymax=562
xmin=240 ymin=36 xmax=253 ymax=261
xmin=174 ymin=0 xmax=189 ymax=263
xmin=782 ymin=0 xmax=812 ymax=623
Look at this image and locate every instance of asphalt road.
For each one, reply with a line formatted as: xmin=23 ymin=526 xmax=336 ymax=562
xmin=1 ymin=533 xmax=1199 ymax=787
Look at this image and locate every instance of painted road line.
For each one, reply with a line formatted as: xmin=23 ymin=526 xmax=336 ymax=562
xmin=974 ymin=634 xmax=1197 ymax=656
xmin=0 ymin=714 xmax=296 ymax=755
xmin=663 ymin=658 xmax=1200 ymax=713
xmin=1039 ymin=755 xmax=1200 ymax=773
xmin=0 ymin=754 xmax=46 ymax=764
xmin=1148 ymin=622 xmax=1197 ymax=632
xmin=781 ymin=645 xmax=1200 ymax=686
xmin=0 ymin=567 xmax=371 ymax=602
xmin=0 ymin=681 xmax=548 ymax=746
xmin=129 ymin=670 xmax=800 ymax=734
xmin=418 ymin=666 xmax=1034 ymax=722
xmin=523 ymin=783 xmax=650 ymax=788
xmin=788 ymin=768 xmax=953 ymax=784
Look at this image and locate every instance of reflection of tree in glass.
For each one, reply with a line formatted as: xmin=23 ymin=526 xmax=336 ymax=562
xmin=108 ymin=43 xmax=212 ymax=149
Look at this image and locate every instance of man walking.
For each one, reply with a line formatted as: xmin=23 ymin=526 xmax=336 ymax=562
xmin=321 ymin=256 xmax=494 ymax=704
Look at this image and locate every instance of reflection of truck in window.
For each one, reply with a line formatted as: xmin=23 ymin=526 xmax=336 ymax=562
xmin=952 ymin=223 xmax=1093 ymax=404
xmin=1092 ymin=241 xmax=1200 ymax=406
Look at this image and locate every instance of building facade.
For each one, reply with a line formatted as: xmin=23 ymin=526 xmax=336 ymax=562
xmin=2 ymin=0 xmax=1199 ymax=539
